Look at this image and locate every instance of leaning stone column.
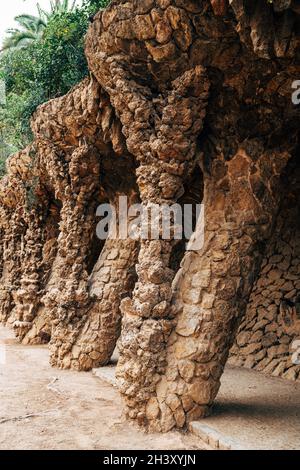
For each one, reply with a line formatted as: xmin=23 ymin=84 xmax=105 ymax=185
xmin=0 ymin=146 xmax=40 ymax=327
xmin=57 ymin=191 xmax=140 ymax=371
xmin=105 ymin=67 xmax=210 ymax=425
xmin=84 ymin=0 xmax=208 ymax=421
xmin=0 ymin=209 xmax=25 ymax=324
xmin=11 ymin=214 xmax=44 ymax=341
xmin=152 ymin=142 xmax=291 ymax=431
xmin=44 ymin=144 xmax=102 ymax=369
xmin=68 ymin=230 xmax=139 ymax=370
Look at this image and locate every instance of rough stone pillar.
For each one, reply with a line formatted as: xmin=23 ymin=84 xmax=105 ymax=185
xmin=42 ymin=141 xmax=137 ymax=370
xmin=22 ymin=199 xmax=61 ymax=345
xmin=106 ymin=68 xmax=210 ymax=425
xmin=0 ymin=146 xmax=39 ymax=327
xmin=0 ymin=209 xmax=25 ymax=324
xmin=150 ymin=142 xmax=291 ymax=431
xmin=50 ymin=186 xmax=140 ymax=370
xmin=11 ymin=214 xmax=43 ymax=341
xmin=43 ymin=144 xmax=102 ymax=369
xmin=67 ymin=232 xmax=139 ymax=370
xmin=85 ymin=0 xmax=210 ymax=421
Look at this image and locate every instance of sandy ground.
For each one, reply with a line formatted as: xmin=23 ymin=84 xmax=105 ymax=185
xmin=1 ymin=324 xmax=298 ymax=450
xmin=201 ymin=366 xmax=300 ymax=450
xmin=0 ymin=326 xmax=205 ymax=450
xmin=92 ymin=359 xmax=300 ymax=450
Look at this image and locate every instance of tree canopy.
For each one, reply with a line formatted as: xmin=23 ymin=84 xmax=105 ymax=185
xmin=0 ymin=0 xmax=110 ymax=175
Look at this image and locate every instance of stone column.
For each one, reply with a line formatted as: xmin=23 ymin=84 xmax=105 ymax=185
xmin=105 ymin=67 xmax=210 ymax=425
xmin=0 ymin=147 xmax=38 ymax=327
xmin=11 ymin=214 xmax=44 ymax=341
xmin=68 ymin=232 xmax=139 ymax=371
xmin=0 ymin=209 xmax=25 ymax=325
xmin=50 ymin=186 xmax=139 ymax=371
xmin=43 ymin=144 xmax=102 ymax=369
xmin=150 ymin=142 xmax=291 ymax=431
xmin=22 ymin=200 xmax=61 ymax=345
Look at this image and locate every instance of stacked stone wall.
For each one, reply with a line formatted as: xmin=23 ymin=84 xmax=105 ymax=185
xmin=230 ymin=162 xmax=300 ymax=381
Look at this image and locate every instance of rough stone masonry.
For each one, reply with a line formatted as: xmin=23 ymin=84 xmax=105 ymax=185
xmin=0 ymin=0 xmax=299 ymax=432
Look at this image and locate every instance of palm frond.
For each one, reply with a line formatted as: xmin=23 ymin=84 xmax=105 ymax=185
xmin=37 ymin=4 xmax=51 ymax=22
xmin=2 ymin=0 xmax=78 ymax=51
xmin=15 ymin=14 xmax=47 ymax=30
xmin=2 ymin=31 xmax=37 ymax=51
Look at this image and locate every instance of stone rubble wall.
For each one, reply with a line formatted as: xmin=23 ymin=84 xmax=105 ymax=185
xmin=0 ymin=0 xmax=299 ymax=432
xmin=229 ymin=162 xmax=300 ymax=381
xmin=0 ymin=76 xmax=140 ymax=371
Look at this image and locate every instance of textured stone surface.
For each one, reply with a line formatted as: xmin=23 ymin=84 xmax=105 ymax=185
xmin=0 ymin=0 xmax=299 ymax=432
xmin=0 ymin=77 xmax=139 ymax=372
xmin=190 ymin=365 xmax=300 ymax=450
xmin=229 ymin=161 xmax=300 ymax=381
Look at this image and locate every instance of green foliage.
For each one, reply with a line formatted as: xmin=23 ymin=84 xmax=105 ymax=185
xmin=34 ymin=9 xmax=90 ymax=97
xmin=83 ymin=0 xmax=110 ymax=15
xmin=0 ymin=0 xmax=111 ymax=176
xmin=1 ymin=1 xmax=79 ymax=51
xmin=39 ymin=0 xmax=78 ymax=18
xmin=2 ymin=15 xmax=46 ymax=51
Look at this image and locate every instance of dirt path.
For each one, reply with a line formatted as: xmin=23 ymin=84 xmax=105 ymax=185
xmin=0 ymin=326 xmax=205 ymax=450
xmin=202 ymin=366 xmax=300 ymax=450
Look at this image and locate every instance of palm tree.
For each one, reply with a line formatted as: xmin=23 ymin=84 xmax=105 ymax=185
xmin=1 ymin=0 xmax=77 ymax=51
xmin=2 ymin=15 xmax=47 ymax=51
xmin=37 ymin=0 xmax=77 ymax=21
